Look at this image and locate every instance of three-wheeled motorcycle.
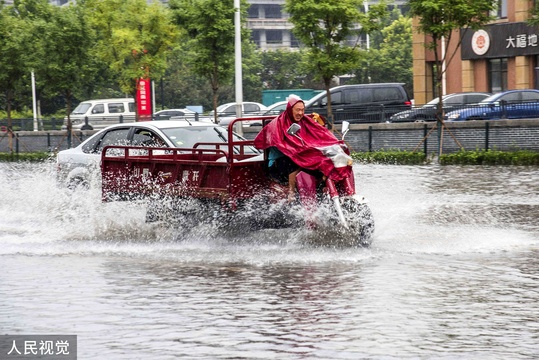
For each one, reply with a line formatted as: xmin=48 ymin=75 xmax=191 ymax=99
xmin=101 ymin=117 xmax=374 ymax=246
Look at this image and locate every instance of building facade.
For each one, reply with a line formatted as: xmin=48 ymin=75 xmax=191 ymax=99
xmin=247 ymin=0 xmax=299 ymax=50
xmin=247 ymin=0 xmax=407 ymax=51
xmin=412 ymin=0 xmax=538 ymax=104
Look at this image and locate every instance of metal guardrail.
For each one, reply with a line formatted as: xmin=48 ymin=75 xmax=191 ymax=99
xmin=0 ymin=118 xmax=64 ymax=131
xmin=3 ymin=100 xmax=539 ymax=132
xmin=0 ymin=113 xmax=210 ymax=132
xmin=2 ymin=118 xmax=539 ymax=155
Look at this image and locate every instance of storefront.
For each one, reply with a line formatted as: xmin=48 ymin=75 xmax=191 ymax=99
xmin=462 ymin=21 xmax=539 ymax=91
xmin=411 ymin=0 xmax=537 ymax=104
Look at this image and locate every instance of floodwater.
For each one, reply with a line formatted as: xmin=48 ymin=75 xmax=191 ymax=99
xmin=0 ymin=162 xmax=538 ymax=359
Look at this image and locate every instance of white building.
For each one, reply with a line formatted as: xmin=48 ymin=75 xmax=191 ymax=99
xmin=246 ymin=0 xmax=408 ymax=51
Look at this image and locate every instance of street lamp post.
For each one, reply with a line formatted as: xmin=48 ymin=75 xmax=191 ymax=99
xmin=234 ymin=0 xmax=243 ymax=135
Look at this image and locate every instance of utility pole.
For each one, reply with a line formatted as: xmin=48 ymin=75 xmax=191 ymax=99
xmin=234 ymin=0 xmax=243 ymax=135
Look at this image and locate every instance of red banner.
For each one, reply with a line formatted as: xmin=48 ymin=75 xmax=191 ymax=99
xmin=137 ymin=77 xmax=152 ymax=121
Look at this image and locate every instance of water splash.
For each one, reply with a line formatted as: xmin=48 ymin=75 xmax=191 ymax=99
xmin=1 ymin=162 xmax=537 ymax=260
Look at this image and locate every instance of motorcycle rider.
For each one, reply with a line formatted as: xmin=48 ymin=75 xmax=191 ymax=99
xmin=254 ymin=94 xmax=345 ymax=201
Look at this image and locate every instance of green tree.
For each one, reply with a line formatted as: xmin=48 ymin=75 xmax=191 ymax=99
xmin=235 ymin=40 xmax=263 ymax=104
xmin=158 ymin=45 xmax=212 ymax=111
xmin=367 ymin=7 xmax=403 ymax=50
xmin=85 ymin=0 xmax=180 ymax=116
xmin=259 ymin=49 xmax=306 ymax=89
xmin=36 ymin=1 xmax=104 ymax=132
xmin=355 ymin=15 xmax=413 ymax=95
xmin=170 ymin=0 xmax=251 ymax=123
xmin=145 ymin=42 xmax=262 ymax=113
xmin=0 ymin=0 xmax=51 ymax=151
xmin=284 ymin=0 xmax=387 ymax=126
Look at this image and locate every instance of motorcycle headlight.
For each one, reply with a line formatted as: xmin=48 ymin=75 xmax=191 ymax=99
xmin=318 ymin=145 xmax=352 ymax=168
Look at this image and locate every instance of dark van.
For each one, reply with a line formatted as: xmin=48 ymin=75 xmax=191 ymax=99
xmin=304 ymin=83 xmax=412 ymax=124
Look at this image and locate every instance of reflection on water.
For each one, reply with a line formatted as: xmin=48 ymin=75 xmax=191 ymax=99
xmin=0 ymin=162 xmax=538 ymax=359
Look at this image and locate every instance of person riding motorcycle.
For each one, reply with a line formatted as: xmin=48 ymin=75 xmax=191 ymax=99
xmin=254 ymin=94 xmax=351 ymax=201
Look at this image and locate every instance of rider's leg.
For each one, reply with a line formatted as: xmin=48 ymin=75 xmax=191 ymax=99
xmin=288 ymin=169 xmax=300 ymax=202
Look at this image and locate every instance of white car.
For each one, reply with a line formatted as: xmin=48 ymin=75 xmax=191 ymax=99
xmin=262 ymin=100 xmax=288 ymax=116
xmin=56 ymin=120 xmax=258 ymax=189
xmin=209 ymin=102 xmax=267 ymax=125
xmin=218 ymin=101 xmax=286 ymax=128
xmin=153 ymin=108 xmax=197 ymax=120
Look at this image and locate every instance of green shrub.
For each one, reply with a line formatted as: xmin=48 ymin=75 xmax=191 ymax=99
xmin=0 ymin=152 xmax=53 ymax=162
xmin=351 ymin=150 xmax=429 ymax=165
xmin=439 ymin=150 xmax=539 ymax=165
xmin=0 ymin=109 xmax=34 ymax=119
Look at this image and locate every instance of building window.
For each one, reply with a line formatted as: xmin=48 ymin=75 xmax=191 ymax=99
xmin=534 ymin=55 xmax=539 ymax=89
xmin=251 ymin=30 xmax=261 ymax=47
xmin=265 ymin=5 xmax=282 ymax=19
xmin=248 ymin=5 xmax=259 ymax=19
xmin=266 ymin=30 xmax=283 ymax=44
xmin=491 ymin=0 xmax=508 ymax=19
xmin=290 ymin=32 xmax=300 ymax=48
xmin=488 ymin=58 xmax=508 ymax=93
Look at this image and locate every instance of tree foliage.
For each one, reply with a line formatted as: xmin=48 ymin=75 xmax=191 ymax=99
xmin=0 ymin=0 xmax=412 ymax=123
xmin=159 ymin=40 xmax=263 ymax=112
xmin=259 ymin=49 xmax=325 ymax=90
xmin=284 ymin=0 xmax=387 ymax=124
xmin=0 ymin=0 xmax=53 ymax=151
xmin=85 ymin=0 xmax=180 ymax=99
xmin=0 ymin=0 xmax=47 ymax=118
xmin=170 ymin=0 xmax=252 ymax=122
xmin=355 ymin=14 xmax=413 ymax=95
xmin=37 ymin=2 xmax=104 ymax=129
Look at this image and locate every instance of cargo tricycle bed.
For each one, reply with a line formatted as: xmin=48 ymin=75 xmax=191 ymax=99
xmin=101 ymin=117 xmax=272 ymax=204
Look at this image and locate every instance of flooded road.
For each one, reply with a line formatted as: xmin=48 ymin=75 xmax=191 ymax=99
xmin=1 ymin=162 xmax=538 ymax=359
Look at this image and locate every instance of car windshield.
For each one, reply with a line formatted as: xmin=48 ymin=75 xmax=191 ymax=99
xmin=216 ymin=104 xmax=230 ymax=112
xmin=160 ymin=126 xmax=259 ymax=154
xmin=423 ymin=97 xmax=440 ymax=107
xmin=71 ymin=103 xmax=92 ymax=115
xmin=265 ymin=103 xmax=286 ymax=114
xmin=479 ymin=93 xmax=501 ymax=104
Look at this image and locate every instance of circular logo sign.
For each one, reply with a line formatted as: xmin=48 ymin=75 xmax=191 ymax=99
xmin=471 ymin=30 xmax=490 ymax=56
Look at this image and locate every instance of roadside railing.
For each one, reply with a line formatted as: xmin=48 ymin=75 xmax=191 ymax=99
xmin=5 ymin=98 xmax=539 ymax=131
xmin=0 ymin=118 xmax=64 ymax=131
xmin=0 ymin=113 xmax=211 ymax=132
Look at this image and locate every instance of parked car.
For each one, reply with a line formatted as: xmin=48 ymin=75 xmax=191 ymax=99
xmin=153 ymin=108 xmax=197 ymax=120
xmin=304 ymin=83 xmax=412 ymax=124
xmin=62 ymin=98 xmax=136 ymax=130
xmin=389 ymin=92 xmax=491 ymax=123
xmin=219 ymin=100 xmax=287 ymax=128
xmin=446 ymin=89 xmax=539 ymax=121
xmin=211 ymin=102 xmax=267 ymax=120
xmin=262 ymin=100 xmax=288 ymax=116
xmin=56 ymin=120 xmax=259 ymax=189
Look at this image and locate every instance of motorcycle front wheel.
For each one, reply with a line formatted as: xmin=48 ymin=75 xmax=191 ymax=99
xmin=339 ymin=197 xmax=375 ymax=247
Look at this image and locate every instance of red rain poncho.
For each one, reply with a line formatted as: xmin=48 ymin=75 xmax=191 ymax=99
xmin=254 ymin=97 xmax=351 ymax=181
